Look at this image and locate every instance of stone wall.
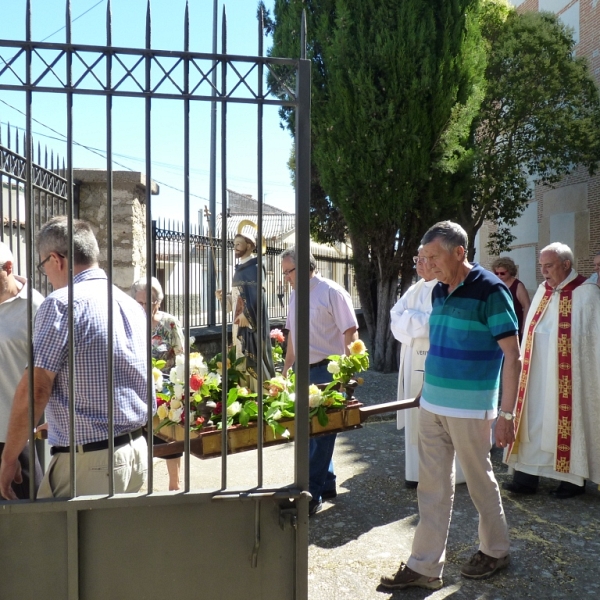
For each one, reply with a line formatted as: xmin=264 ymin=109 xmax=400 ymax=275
xmin=74 ymin=170 xmax=158 ymax=290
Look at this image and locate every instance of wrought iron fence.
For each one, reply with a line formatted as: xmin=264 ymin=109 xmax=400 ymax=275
xmin=153 ymin=217 xmax=361 ymax=329
xmin=0 ymin=122 xmax=74 ymax=295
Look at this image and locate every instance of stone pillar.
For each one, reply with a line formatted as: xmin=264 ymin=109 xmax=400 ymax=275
xmin=74 ymin=170 xmax=159 ymax=290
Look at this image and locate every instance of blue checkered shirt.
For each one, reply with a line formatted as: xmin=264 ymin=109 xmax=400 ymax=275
xmin=33 ymin=268 xmax=154 ymax=446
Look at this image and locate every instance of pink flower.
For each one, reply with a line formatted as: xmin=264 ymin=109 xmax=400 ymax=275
xmin=270 ymin=328 xmax=285 ymax=344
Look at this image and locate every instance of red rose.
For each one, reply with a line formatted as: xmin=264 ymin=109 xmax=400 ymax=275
xmin=214 ymin=402 xmax=222 ymax=415
xmin=195 ymin=416 xmax=205 ymax=426
xmin=190 ymin=374 xmax=204 ymax=391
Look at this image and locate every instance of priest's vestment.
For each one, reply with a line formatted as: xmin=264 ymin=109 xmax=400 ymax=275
xmin=505 ymin=271 xmax=600 ymax=485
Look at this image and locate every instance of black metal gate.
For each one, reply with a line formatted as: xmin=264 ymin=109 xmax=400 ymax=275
xmin=0 ymin=1 xmax=312 ymax=598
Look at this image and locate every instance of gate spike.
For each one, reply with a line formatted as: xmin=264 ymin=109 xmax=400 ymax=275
xmin=66 ymin=0 xmax=72 ymax=44
xmin=301 ymin=9 xmax=307 ymax=59
xmin=26 ymin=0 xmax=31 ymax=43
xmin=106 ymin=0 xmax=112 ymax=47
xmin=7 ymin=122 xmax=10 ymax=149
xmin=184 ymin=0 xmax=189 ymax=52
xmin=45 ymin=144 xmax=48 ymax=169
xmin=37 ymin=140 xmax=41 ymax=164
xmin=146 ymin=0 xmax=151 ymax=49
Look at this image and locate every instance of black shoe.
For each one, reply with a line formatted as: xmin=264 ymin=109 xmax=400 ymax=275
xmin=405 ymin=480 xmax=418 ymax=489
xmin=321 ymin=488 xmax=337 ymax=500
xmin=549 ymin=481 xmax=585 ymax=499
xmin=502 ymin=481 xmax=537 ymax=495
xmin=308 ymin=498 xmax=322 ymax=516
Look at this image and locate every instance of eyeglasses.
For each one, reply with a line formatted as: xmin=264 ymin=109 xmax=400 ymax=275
xmin=37 ymin=252 xmax=65 ymax=276
xmin=283 ymin=268 xmax=296 ymax=277
xmin=412 ymin=257 xmax=428 ymax=264
xmin=494 ymin=271 xmax=508 ymax=276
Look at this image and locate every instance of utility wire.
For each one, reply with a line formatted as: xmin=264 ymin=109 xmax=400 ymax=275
xmin=41 ymin=0 xmax=106 ymax=43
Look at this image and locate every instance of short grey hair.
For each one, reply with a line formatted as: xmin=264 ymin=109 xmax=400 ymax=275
xmin=130 ymin=276 xmax=164 ymax=304
xmin=421 ymin=221 xmax=468 ymax=252
xmin=540 ymin=242 xmax=574 ymax=265
xmin=0 ymin=241 xmax=14 ymax=270
xmin=280 ymin=246 xmax=317 ymax=272
xmin=36 ymin=216 xmax=99 ymax=266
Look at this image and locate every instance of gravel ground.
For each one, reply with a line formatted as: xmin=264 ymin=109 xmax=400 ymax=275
xmin=151 ymin=366 xmax=600 ymax=599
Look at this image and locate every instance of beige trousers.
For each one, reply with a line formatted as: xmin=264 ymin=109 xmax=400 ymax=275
xmin=38 ymin=435 xmax=148 ymax=498
xmin=406 ymin=408 xmax=510 ymax=578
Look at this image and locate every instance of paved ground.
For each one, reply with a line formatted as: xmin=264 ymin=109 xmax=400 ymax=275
xmin=151 ymin=368 xmax=600 ymax=599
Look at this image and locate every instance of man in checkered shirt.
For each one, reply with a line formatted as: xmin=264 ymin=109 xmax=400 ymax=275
xmin=0 ymin=216 xmax=153 ymax=499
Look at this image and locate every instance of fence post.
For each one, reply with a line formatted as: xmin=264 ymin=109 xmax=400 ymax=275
xmin=74 ymin=169 xmax=158 ymax=290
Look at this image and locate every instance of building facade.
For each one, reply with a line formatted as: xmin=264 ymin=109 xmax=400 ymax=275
xmin=475 ymin=0 xmax=600 ymax=295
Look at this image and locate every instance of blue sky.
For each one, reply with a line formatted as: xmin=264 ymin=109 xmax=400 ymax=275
xmin=0 ymin=0 xmax=297 ymax=222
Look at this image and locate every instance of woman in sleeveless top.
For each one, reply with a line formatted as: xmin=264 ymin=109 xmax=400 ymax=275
xmin=491 ymin=257 xmax=531 ymax=339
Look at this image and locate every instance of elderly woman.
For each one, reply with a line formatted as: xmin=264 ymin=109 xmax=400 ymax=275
xmin=491 ymin=257 xmax=531 ymax=338
xmin=131 ymin=277 xmax=184 ymax=491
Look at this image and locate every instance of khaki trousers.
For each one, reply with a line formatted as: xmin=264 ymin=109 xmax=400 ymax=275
xmin=38 ymin=435 xmax=148 ymax=498
xmin=406 ymin=408 xmax=510 ymax=578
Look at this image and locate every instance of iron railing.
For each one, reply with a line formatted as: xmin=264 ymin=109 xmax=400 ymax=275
xmin=153 ymin=217 xmax=361 ymax=329
xmin=0 ymin=122 xmax=74 ymax=295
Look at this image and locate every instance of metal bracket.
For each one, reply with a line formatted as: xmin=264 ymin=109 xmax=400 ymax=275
xmin=279 ymin=507 xmax=298 ymax=531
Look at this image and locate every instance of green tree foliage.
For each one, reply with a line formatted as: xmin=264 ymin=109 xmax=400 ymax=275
xmin=443 ymin=3 xmax=600 ymax=257
xmin=269 ymin=0 xmax=483 ymax=371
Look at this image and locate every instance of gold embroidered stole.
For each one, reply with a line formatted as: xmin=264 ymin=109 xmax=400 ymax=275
xmin=507 ymin=275 xmax=586 ymax=473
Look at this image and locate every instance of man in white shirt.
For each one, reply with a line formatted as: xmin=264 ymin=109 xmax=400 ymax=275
xmin=0 ymin=242 xmax=44 ymax=499
xmin=282 ymin=247 xmax=358 ymax=516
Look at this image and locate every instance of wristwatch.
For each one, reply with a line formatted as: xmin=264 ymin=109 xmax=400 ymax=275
xmin=498 ymin=410 xmax=515 ymax=421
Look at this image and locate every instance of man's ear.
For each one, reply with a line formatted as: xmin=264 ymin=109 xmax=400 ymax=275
xmin=3 ymin=260 xmax=13 ymax=275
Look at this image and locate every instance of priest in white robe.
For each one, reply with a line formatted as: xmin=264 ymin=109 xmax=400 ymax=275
xmin=390 ymin=248 xmax=465 ymax=487
xmin=504 ymin=242 xmax=600 ymax=499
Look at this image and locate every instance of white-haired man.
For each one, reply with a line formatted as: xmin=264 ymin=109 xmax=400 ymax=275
xmin=504 ymin=242 xmax=600 ymax=498
xmin=0 ymin=242 xmax=44 ymax=499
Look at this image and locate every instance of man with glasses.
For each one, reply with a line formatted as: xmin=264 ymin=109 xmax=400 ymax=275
xmin=0 ymin=216 xmax=152 ymax=500
xmin=281 ymin=247 xmax=358 ymax=516
xmin=504 ymin=243 xmax=600 ymax=499
xmin=390 ymin=247 xmax=465 ymax=489
xmin=0 ymin=242 xmax=44 ymax=499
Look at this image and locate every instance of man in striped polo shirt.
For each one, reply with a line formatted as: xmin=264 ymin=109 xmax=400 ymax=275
xmin=381 ymin=221 xmax=521 ymax=590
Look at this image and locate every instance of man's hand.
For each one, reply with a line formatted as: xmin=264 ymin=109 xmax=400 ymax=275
xmin=0 ymin=458 xmax=22 ymax=500
xmin=495 ymin=415 xmax=515 ymax=449
xmin=215 ymin=289 xmax=223 ymax=302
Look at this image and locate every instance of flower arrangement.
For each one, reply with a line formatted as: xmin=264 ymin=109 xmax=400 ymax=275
xmin=270 ymin=328 xmax=285 ymax=371
xmin=326 ymin=339 xmax=369 ymax=388
xmin=154 ymin=353 xmax=221 ymax=432
xmin=153 ymin=341 xmax=368 ymax=441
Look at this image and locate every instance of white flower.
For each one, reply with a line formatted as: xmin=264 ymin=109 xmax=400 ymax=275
xmin=327 ymin=361 xmax=341 ymax=375
xmin=237 ymin=387 xmax=250 ymax=397
xmin=206 ymin=400 xmax=217 ymax=409
xmin=270 ymin=375 xmax=289 ymax=390
xmin=227 ymin=401 xmax=242 ymax=417
xmin=205 ymin=372 xmax=221 ymax=386
xmin=281 ymin=428 xmax=291 ymax=439
xmin=156 ymin=343 xmax=168 ymax=353
xmin=308 ymin=384 xmax=323 ymax=408
xmin=170 ymin=398 xmax=182 ymax=411
xmin=288 ymin=393 xmax=296 ymax=403
xmin=172 ymin=383 xmax=184 ymax=400
xmin=152 ymin=368 xmax=163 ymax=391
xmin=157 ymin=404 xmax=169 ymax=420
xmin=271 ymin=409 xmax=282 ymax=421
xmin=189 ymin=352 xmax=208 ymax=376
xmin=169 ymin=407 xmax=184 ymax=423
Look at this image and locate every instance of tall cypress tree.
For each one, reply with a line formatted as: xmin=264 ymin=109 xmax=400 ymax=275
xmin=270 ymin=0 xmax=484 ymax=371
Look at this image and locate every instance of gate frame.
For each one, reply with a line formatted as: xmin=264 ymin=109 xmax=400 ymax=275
xmin=0 ymin=2 xmax=312 ymax=598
